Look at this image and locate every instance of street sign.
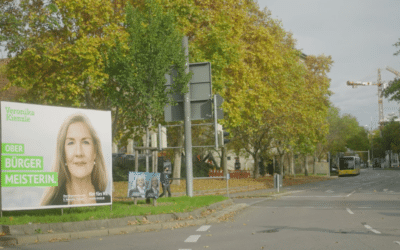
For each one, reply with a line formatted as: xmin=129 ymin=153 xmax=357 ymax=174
xmin=164 ymin=62 xmax=212 ymax=122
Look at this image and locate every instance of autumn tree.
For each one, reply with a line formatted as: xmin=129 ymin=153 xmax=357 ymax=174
xmin=380 ymin=121 xmax=400 ymax=154
xmin=382 ymin=38 xmax=400 ymax=108
xmin=0 ymin=0 xmax=191 ymax=145
xmin=1 ymin=0 xmax=125 ymax=138
xmin=103 ymin=0 xmax=191 ymax=144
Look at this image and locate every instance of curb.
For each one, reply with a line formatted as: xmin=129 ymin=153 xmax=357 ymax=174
xmin=0 ymin=199 xmax=247 ymax=246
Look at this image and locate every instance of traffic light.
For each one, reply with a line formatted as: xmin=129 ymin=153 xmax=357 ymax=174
xmin=223 ymin=131 xmax=230 ymax=145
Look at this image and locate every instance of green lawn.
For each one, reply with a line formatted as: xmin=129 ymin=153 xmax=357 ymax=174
xmin=1 ymin=195 xmax=229 ymax=225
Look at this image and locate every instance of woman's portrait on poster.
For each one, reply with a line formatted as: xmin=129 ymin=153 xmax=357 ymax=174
xmin=41 ymin=113 xmax=110 ymax=206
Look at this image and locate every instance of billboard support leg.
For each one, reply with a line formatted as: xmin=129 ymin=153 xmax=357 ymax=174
xmin=61 ymin=208 xmax=63 ymax=216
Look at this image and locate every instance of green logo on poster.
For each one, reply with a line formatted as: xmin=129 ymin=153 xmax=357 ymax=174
xmin=1 ymin=172 xmax=58 ymax=187
xmin=1 ymin=143 xmax=24 ymax=154
xmin=1 ymin=155 xmax=43 ymax=170
xmin=5 ymin=107 xmax=35 ymax=122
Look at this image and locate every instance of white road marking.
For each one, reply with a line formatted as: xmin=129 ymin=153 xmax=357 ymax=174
xmin=364 ymin=225 xmax=381 ymax=234
xmin=346 ymin=208 xmax=354 ymax=214
xmin=325 ymin=190 xmax=334 ymax=193
xmin=196 ymin=225 xmax=211 ymax=232
xmin=358 ymin=207 xmax=371 ymax=208
xmin=184 ymin=235 xmax=201 ymax=243
xmin=248 ymin=190 xmax=304 ymax=206
xmin=283 ymin=196 xmax=343 ymax=198
xmin=179 ymin=249 xmax=192 ymax=250
xmin=394 ymin=241 xmax=400 ymax=246
xmin=346 ymin=191 xmax=356 ymax=197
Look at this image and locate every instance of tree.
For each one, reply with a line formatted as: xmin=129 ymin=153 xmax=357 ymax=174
xmin=103 ymin=0 xmax=192 ymax=143
xmin=383 ymin=38 xmax=400 ymax=101
xmin=381 ymin=121 xmax=400 ymax=154
xmin=1 ymin=0 xmax=191 ymax=144
xmin=1 ymin=0 xmax=125 ymax=139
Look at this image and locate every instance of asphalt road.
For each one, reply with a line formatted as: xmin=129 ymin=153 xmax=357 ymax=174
xmin=8 ymin=168 xmax=400 ymax=250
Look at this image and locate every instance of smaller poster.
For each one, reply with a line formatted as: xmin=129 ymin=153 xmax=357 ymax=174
xmin=127 ymin=172 xmax=160 ymax=199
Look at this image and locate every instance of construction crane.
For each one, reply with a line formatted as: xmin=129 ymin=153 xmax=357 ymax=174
xmin=386 ymin=66 xmax=400 ymax=77
xmin=347 ymin=69 xmax=384 ymax=125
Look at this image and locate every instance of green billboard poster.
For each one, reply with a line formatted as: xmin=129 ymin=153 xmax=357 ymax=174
xmin=1 ymin=101 xmax=112 ymax=211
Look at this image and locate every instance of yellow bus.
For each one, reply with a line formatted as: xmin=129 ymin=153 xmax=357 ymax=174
xmin=338 ymin=156 xmax=361 ymax=176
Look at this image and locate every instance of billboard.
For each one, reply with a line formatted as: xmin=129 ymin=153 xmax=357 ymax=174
xmin=1 ymin=101 xmax=112 ymax=210
xmin=127 ymin=172 xmax=160 ymax=199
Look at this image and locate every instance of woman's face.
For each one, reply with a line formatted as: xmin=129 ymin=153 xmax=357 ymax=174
xmin=65 ymin=122 xmax=96 ymax=180
xmin=136 ymin=178 xmax=144 ymax=188
xmin=151 ymin=178 xmax=158 ymax=188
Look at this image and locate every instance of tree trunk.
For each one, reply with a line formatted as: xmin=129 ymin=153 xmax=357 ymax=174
xmin=273 ymin=155 xmax=276 ymax=174
xmin=253 ymin=152 xmax=260 ymax=178
xmin=280 ymin=154 xmax=284 ymax=177
xmin=304 ymin=154 xmax=308 ymax=176
xmin=290 ymin=150 xmax=295 ymax=177
xmin=286 ymin=153 xmax=291 ymax=175
xmin=172 ymin=125 xmax=183 ymax=185
xmin=313 ymin=151 xmax=316 ymax=175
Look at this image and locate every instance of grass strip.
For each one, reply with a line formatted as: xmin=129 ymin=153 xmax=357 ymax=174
xmin=1 ymin=195 xmax=229 ymax=226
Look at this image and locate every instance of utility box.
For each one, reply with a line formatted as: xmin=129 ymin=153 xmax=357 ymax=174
xmin=274 ymin=174 xmax=282 ymax=189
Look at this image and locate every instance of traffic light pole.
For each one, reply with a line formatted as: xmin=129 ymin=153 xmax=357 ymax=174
xmin=182 ymin=36 xmax=193 ymax=197
xmin=222 ymin=145 xmax=228 ymax=178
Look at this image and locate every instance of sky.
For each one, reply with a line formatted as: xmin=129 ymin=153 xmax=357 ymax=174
xmin=258 ymin=0 xmax=400 ymax=131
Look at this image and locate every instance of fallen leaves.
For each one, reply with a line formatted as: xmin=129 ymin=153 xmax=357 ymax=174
xmin=112 ymin=175 xmax=332 ymax=200
xmin=48 ymin=238 xmax=69 ymax=243
xmin=201 ymin=209 xmax=216 ymax=217
xmin=127 ymin=220 xmax=138 ymax=225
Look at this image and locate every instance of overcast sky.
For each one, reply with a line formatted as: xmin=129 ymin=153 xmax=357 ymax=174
xmin=259 ymin=0 xmax=400 ymax=130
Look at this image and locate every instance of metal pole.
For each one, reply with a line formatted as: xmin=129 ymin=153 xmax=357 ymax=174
xmin=135 ymin=149 xmax=139 ymax=172
xmin=368 ymin=150 xmax=370 ymax=167
xmin=222 ymin=146 xmax=227 ymax=177
xmin=182 ymin=36 xmax=193 ymax=197
xmin=277 ymin=175 xmax=280 ymax=193
xmin=214 ymin=95 xmax=218 ymax=149
xmin=145 ymin=125 xmax=149 ymax=172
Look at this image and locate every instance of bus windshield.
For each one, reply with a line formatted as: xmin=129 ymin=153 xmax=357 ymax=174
xmin=339 ymin=157 xmax=355 ymax=170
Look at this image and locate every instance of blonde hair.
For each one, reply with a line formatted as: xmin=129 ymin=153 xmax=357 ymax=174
xmin=41 ymin=113 xmax=108 ymax=206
